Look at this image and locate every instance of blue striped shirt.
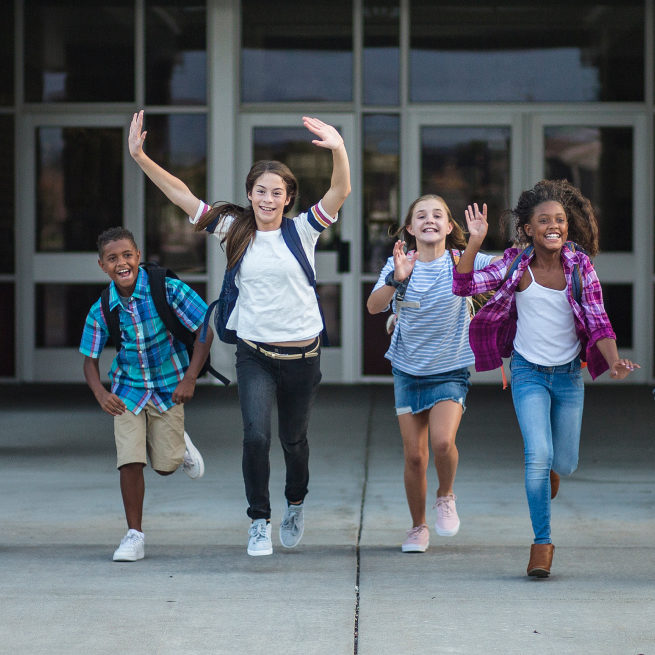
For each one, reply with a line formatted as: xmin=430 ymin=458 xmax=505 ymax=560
xmin=373 ymin=250 xmax=494 ymax=375
xmin=79 ymin=268 xmax=208 ymax=414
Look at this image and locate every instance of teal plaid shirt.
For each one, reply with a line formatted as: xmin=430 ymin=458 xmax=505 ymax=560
xmin=80 ymin=268 xmax=208 ymax=414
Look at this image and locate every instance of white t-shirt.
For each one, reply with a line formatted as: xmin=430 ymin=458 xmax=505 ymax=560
xmin=191 ymin=201 xmax=337 ymax=343
xmin=373 ymin=250 xmax=495 ymax=375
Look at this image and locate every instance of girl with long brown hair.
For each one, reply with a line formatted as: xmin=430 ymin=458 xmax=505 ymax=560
xmin=129 ymin=110 xmax=350 ymax=557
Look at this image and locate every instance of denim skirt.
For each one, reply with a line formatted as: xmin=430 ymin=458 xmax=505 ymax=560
xmin=392 ymin=366 xmax=471 ymax=416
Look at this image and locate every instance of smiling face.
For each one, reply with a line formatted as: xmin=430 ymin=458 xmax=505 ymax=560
xmin=405 ymin=197 xmax=453 ymax=247
xmin=523 ymin=200 xmax=569 ymax=252
xmin=98 ymin=238 xmax=141 ymax=296
xmin=247 ymin=172 xmax=290 ymax=231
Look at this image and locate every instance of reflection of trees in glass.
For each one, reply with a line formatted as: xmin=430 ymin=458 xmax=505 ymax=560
xmin=421 ymin=130 xmax=510 ymax=250
xmin=544 ymin=127 xmax=632 ymax=252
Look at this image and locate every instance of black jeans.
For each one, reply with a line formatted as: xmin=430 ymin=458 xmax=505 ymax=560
xmin=235 ymin=339 xmax=322 ymax=520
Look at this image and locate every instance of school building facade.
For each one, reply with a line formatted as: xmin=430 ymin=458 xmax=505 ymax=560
xmin=3 ymin=0 xmax=654 ymax=384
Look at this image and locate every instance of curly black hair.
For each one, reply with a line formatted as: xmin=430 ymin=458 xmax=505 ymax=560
xmin=502 ymin=179 xmax=599 ymax=257
xmin=97 ymin=227 xmax=139 ymax=257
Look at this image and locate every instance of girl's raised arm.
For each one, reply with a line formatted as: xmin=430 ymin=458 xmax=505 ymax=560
xmin=455 ymin=203 xmax=488 ymax=273
xmin=303 ymin=116 xmax=351 ymax=218
xmin=129 ymin=110 xmax=203 ymax=218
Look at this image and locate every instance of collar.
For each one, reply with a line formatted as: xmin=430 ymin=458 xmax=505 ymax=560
xmin=107 ymin=267 xmax=148 ymax=310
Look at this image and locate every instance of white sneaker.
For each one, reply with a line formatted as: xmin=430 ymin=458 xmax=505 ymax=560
xmin=247 ymin=519 xmax=273 ymax=556
xmin=279 ymin=503 xmax=304 ymax=548
xmin=182 ymin=431 xmax=204 ymax=479
xmin=112 ymin=529 xmax=145 ymax=561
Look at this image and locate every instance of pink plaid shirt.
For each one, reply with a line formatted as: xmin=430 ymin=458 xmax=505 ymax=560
xmin=452 ymin=244 xmax=616 ymax=379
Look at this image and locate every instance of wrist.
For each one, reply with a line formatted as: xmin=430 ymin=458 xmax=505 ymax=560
xmin=385 ymin=270 xmax=408 ymax=288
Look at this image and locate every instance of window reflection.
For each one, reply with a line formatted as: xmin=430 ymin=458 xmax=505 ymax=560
xmin=241 ymin=0 xmax=352 ymax=102
xmin=362 ymin=281 xmax=391 ymax=375
xmin=421 ymin=126 xmax=511 ymax=251
xmin=0 ymin=116 xmax=14 ymax=272
xmin=363 ymin=0 xmax=399 ymax=106
xmin=410 ymin=1 xmax=644 ymax=102
xmin=544 ymin=126 xmax=632 ymax=252
xmin=37 ymin=127 xmax=122 ymax=252
xmin=144 ymin=115 xmax=207 ymax=273
xmin=363 ymin=115 xmax=399 ymax=273
xmin=602 ymin=284 xmax=632 ymax=348
xmin=0 ymin=3 xmax=13 ymax=105
xmin=146 ymin=1 xmax=206 ymax=105
xmin=24 ymin=1 xmax=134 ymax=103
xmin=253 ymin=127 xmax=341 ymax=250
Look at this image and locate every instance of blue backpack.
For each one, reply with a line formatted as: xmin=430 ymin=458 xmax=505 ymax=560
xmin=201 ymin=217 xmax=329 ymax=347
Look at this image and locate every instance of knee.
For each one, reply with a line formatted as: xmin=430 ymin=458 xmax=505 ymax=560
xmin=554 ymin=461 xmax=578 ymax=477
xmin=405 ymin=451 xmax=428 ymax=472
xmin=433 ymin=439 xmax=456 ymax=459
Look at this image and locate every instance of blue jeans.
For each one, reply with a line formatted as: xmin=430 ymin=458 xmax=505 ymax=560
xmin=510 ymin=351 xmax=584 ymax=544
xmin=235 ymin=339 xmax=322 ymax=520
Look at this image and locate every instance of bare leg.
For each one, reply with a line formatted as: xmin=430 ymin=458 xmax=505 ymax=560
xmin=398 ymin=411 xmax=430 ymax=526
xmin=119 ymin=462 xmax=145 ymax=532
xmin=427 ymin=400 xmax=463 ymax=497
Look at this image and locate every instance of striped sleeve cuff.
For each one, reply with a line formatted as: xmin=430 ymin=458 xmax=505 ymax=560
xmin=306 ymin=201 xmax=337 ymax=233
xmin=189 ymin=201 xmax=211 ymax=226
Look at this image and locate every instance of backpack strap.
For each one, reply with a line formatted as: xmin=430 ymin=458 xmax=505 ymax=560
xmin=503 ymin=244 xmax=534 ymax=283
xmin=564 ymin=241 xmax=584 ymax=304
xmin=281 ymin=217 xmax=330 ymax=346
xmin=100 ymin=286 xmax=122 ymax=351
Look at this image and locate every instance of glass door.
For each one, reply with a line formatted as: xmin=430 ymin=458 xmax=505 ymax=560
xmin=531 ymin=112 xmax=649 ymax=381
xmin=19 ymin=113 xmax=138 ymax=381
xmin=239 ymin=114 xmax=358 ymax=382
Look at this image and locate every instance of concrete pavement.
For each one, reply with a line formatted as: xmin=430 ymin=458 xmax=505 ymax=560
xmin=1 ymin=382 xmax=653 ymax=654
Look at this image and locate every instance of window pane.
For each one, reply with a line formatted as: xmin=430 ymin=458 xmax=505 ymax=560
xmin=0 ymin=3 xmax=13 ymax=105
xmin=241 ymin=1 xmax=352 ymax=102
xmin=421 ymin=126 xmax=511 ymax=251
xmin=544 ymin=126 xmax=632 ymax=252
xmin=317 ymin=284 xmax=341 ymax=348
xmin=362 ymin=281 xmax=391 ymax=375
xmin=410 ymin=1 xmax=644 ymax=102
xmin=144 ymin=115 xmax=207 ymax=273
xmin=363 ymin=0 xmax=399 ymax=105
xmin=602 ymin=284 xmax=632 ymax=349
xmin=146 ymin=1 xmax=206 ymax=105
xmin=24 ymin=1 xmax=134 ymax=102
xmin=36 ymin=127 xmax=122 ymax=252
xmin=0 ymin=284 xmax=15 ymax=376
xmin=0 ymin=116 xmax=14 ymax=273
xmin=363 ymin=114 xmax=399 ymax=274
xmin=253 ymin=127 xmax=342 ymax=250
xmin=36 ymin=284 xmax=105 ymax=348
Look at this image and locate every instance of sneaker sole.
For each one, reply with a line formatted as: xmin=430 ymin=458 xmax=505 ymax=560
xmin=279 ymin=526 xmax=304 ymax=549
xmin=401 ymin=543 xmax=428 ymax=553
xmin=183 ymin=431 xmax=205 ymax=479
xmin=112 ymin=552 xmax=144 ymax=562
xmin=528 ymin=568 xmax=551 ymax=578
xmin=247 ymin=547 xmax=273 ymax=557
xmin=435 ymin=521 xmax=460 ymax=537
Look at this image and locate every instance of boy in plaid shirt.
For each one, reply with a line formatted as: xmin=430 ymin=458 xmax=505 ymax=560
xmin=80 ymin=227 xmax=213 ymax=562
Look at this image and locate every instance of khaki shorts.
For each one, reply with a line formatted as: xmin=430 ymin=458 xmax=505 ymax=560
xmin=114 ymin=401 xmax=185 ymax=472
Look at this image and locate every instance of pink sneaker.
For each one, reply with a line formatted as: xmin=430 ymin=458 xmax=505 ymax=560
xmin=401 ymin=524 xmax=429 ymax=553
xmin=434 ymin=494 xmax=460 ymax=536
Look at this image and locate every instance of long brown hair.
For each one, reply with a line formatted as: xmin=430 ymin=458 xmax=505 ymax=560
xmin=194 ymin=160 xmax=299 ymax=269
xmin=501 ymin=179 xmax=599 ymax=257
xmin=390 ymin=194 xmax=467 ymax=252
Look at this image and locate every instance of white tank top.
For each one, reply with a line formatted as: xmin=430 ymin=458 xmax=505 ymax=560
xmin=513 ymin=266 xmax=581 ymax=366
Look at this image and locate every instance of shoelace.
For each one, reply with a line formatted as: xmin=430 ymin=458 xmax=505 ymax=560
xmin=249 ymin=522 xmax=268 ymax=542
xmin=406 ymin=525 xmax=426 ymax=540
xmin=281 ymin=508 xmax=299 ymax=532
xmin=434 ymin=497 xmax=454 ymax=515
xmin=121 ymin=532 xmax=142 ymax=547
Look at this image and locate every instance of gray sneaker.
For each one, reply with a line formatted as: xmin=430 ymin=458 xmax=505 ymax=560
xmin=279 ymin=503 xmax=304 ymax=548
xmin=247 ymin=519 xmax=273 ymax=556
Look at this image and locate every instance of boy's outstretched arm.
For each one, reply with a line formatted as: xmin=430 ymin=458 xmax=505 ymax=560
xmin=83 ymin=356 xmax=126 ymax=415
xmin=303 ymin=116 xmax=351 ymax=219
xmin=129 ymin=109 xmax=202 ymax=217
xmin=171 ymin=328 xmax=214 ymax=404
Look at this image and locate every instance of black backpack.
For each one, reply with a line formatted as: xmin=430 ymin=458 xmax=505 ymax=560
xmin=100 ymin=262 xmax=230 ymax=385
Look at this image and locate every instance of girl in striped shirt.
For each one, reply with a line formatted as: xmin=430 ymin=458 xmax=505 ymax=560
xmin=367 ymin=195 xmax=497 ymax=553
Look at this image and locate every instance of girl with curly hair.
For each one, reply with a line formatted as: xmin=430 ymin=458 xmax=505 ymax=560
xmin=453 ymin=179 xmax=638 ymax=577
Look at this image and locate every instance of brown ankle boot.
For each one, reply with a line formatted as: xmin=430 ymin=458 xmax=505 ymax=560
xmin=550 ymin=470 xmax=560 ymax=499
xmin=527 ymin=543 xmax=554 ymax=577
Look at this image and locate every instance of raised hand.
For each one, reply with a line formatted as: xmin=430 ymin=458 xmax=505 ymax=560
xmin=129 ymin=110 xmax=147 ymax=159
xmin=392 ymin=240 xmax=417 ymax=281
xmin=464 ymin=203 xmax=488 ymax=242
xmin=302 ymin=116 xmax=345 ymax=151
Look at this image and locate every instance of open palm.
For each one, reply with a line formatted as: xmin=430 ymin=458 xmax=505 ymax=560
xmin=464 ymin=203 xmax=488 ymax=241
